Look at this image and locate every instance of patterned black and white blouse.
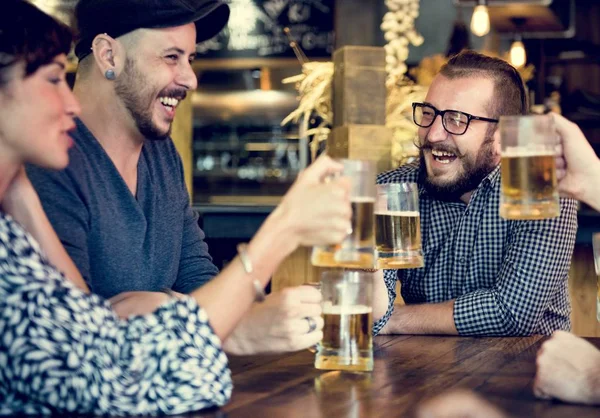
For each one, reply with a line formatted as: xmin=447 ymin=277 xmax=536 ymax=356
xmin=0 ymin=211 xmax=232 ymax=415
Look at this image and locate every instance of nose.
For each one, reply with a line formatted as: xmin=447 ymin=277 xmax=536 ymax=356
xmin=61 ymin=84 xmax=81 ymax=117
xmin=425 ymin=114 xmax=448 ymax=143
xmin=176 ymin=61 xmax=198 ymax=91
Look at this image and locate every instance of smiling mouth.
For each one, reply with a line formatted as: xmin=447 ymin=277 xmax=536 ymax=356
xmin=431 ymin=149 xmax=458 ymax=164
xmin=158 ymin=96 xmax=180 ymax=112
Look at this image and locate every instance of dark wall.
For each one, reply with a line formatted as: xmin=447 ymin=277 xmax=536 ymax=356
xmin=526 ymin=0 xmax=600 ymax=146
xmin=334 ymin=0 xmax=385 ymax=48
xmin=334 ymin=0 xmax=486 ymax=64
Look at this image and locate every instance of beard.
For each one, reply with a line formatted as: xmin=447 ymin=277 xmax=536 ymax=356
xmin=418 ymin=127 xmax=499 ymax=202
xmin=114 ymin=57 xmax=185 ymax=141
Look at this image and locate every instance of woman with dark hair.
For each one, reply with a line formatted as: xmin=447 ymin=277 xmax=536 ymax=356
xmin=0 ymin=0 xmax=86 ymax=291
xmin=0 ymin=1 xmax=352 ymax=415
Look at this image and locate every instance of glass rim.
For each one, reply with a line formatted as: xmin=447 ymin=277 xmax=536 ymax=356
xmin=376 ymin=182 xmax=419 ymax=193
xmin=320 ymin=269 xmax=375 ymax=281
xmin=338 ymin=158 xmax=376 ymax=171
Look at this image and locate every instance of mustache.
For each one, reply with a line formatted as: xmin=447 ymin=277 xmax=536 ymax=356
xmin=414 ymin=137 xmax=466 ymax=159
xmin=158 ymin=88 xmax=187 ymax=101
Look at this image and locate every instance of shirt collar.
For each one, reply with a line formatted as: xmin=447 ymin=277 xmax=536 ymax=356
xmin=480 ymin=164 xmax=501 ymax=189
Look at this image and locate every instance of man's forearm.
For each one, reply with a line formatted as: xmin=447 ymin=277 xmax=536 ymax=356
xmin=372 ymin=269 xmax=392 ymax=322
xmin=378 ymin=300 xmax=458 ymax=335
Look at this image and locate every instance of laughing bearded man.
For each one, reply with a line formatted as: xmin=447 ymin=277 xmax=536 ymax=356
xmin=371 ymin=50 xmax=578 ymax=337
xmin=26 ymin=0 xmax=327 ymax=356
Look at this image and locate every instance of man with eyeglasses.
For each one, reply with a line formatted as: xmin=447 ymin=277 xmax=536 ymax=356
xmin=371 ymin=50 xmax=577 ymax=337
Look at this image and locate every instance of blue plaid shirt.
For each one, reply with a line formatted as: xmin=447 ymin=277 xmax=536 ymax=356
xmin=373 ymin=162 xmax=578 ymax=336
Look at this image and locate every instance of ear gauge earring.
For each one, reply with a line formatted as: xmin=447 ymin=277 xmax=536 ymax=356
xmin=104 ymin=69 xmax=116 ymax=80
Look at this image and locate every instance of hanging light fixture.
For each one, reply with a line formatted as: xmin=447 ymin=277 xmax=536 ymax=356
xmin=470 ymin=0 xmax=490 ymax=37
xmin=509 ymin=18 xmax=527 ymax=68
xmin=510 ymin=35 xmax=526 ymax=68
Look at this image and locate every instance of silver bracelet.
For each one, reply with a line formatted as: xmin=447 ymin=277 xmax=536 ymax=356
xmin=237 ymin=243 xmax=266 ymax=303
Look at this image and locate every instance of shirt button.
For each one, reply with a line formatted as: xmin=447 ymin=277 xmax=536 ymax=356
xmin=459 ymin=257 xmax=466 ymax=264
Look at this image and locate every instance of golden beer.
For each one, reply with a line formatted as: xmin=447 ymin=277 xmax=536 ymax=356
xmin=312 ymin=197 xmax=375 ymax=268
xmin=315 ymin=302 xmax=373 ymax=372
xmin=500 ymin=151 xmax=559 ymax=220
xmin=375 ymin=211 xmax=423 ymax=269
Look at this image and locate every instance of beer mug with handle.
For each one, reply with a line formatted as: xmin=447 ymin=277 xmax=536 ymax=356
xmin=315 ymin=270 xmax=374 ymax=372
xmin=499 ymin=114 xmax=559 ymax=220
xmin=375 ymin=182 xmax=423 ymax=269
xmin=311 ymin=159 xmax=376 ymax=269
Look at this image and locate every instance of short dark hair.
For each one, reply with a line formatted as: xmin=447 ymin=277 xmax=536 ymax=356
xmin=439 ymin=50 xmax=528 ymax=117
xmin=0 ymin=0 xmax=72 ymax=86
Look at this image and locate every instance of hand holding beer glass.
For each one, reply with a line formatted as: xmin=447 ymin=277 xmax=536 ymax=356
xmin=311 ymin=159 xmax=376 ymax=269
xmin=375 ymin=183 xmax=423 ymax=269
xmin=315 ymin=270 xmax=374 ymax=372
xmin=500 ymin=114 xmax=560 ymax=220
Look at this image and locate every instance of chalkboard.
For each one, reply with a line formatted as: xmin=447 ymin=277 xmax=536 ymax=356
xmin=196 ymin=0 xmax=335 ymax=59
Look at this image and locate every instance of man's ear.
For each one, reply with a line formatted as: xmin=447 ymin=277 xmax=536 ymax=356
xmin=91 ymin=34 xmax=125 ymax=79
xmin=493 ymin=127 xmax=502 ymax=157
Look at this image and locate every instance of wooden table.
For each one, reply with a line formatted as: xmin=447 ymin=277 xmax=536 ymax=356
xmin=192 ymin=335 xmax=600 ymax=418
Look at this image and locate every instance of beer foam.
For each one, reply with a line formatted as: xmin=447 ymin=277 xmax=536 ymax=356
xmin=374 ymin=210 xmax=420 ymax=216
xmin=351 ymin=196 xmax=376 ymax=203
xmin=502 ymin=146 xmax=557 ymax=157
xmin=323 ymin=301 xmax=373 ymax=315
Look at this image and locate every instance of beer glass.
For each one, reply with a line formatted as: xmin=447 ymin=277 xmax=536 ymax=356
xmin=593 ymin=233 xmax=600 ymax=322
xmin=315 ymin=270 xmax=374 ymax=372
xmin=311 ymin=159 xmax=376 ymax=269
xmin=499 ymin=114 xmax=559 ymax=220
xmin=375 ymin=183 xmax=423 ymax=269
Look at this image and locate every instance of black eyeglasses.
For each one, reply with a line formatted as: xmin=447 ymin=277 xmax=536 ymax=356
xmin=412 ymin=102 xmax=499 ymax=136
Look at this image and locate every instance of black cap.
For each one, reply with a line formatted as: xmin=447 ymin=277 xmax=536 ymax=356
xmin=74 ymin=0 xmax=230 ymax=61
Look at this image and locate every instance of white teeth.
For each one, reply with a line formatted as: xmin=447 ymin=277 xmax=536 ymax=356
xmin=431 ymin=149 xmax=456 ymax=164
xmin=431 ymin=149 xmax=456 ymax=157
xmin=159 ymin=97 xmax=179 ymax=108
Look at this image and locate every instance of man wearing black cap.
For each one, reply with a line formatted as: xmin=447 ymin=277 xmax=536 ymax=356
xmin=27 ymin=0 xmax=324 ymax=355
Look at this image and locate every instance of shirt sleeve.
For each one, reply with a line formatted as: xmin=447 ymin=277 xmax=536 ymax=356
xmin=170 ymin=151 xmax=219 ymax=294
xmin=453 ymin=198 xmax=578 ymax=336
xmin=26 ymin=163 xmax=92 ymax=284
xmin=372 ymin=269 xmax=398 ymax=336
xmin=0 ymin=267 xmax=232 ymax=415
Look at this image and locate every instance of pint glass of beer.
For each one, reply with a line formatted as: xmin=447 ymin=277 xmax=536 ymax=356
xmin=311 ymin=159 xmax=376 ymax=269
xmin=315 ymin=270 xmax=373 ymax=372
xmin=375 ymin=183 xmax=423 ymax=269
xmin=593 ymin=233 xmax=600 ymax=322
xmin=499 ymin=114 xmax=559 ymax=220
